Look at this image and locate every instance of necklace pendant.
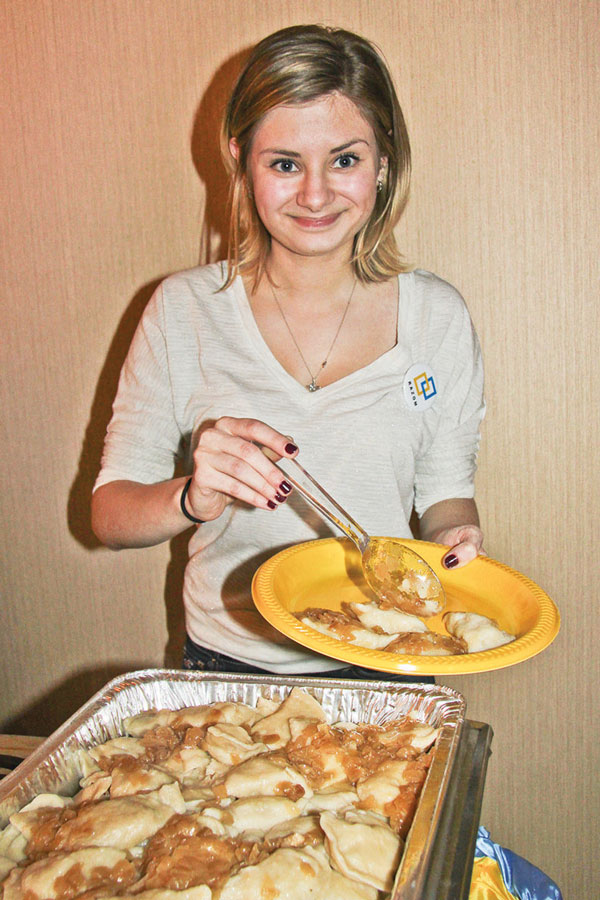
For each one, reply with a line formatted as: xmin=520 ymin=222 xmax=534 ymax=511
xmin=307 ymin=379 xmax=320 ymax=392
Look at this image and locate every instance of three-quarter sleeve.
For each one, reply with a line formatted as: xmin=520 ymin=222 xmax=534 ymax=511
xmin=94 ymin=285 xmax=184 ymax=490
xmin=412 ymin=290 xmax=485 ymax=516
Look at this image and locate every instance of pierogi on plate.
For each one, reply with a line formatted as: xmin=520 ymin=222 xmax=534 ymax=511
xmin=297 ymin=601 xmax=516 ymax=657
xmin=443 ymin=611 xmax=516 ymax=653
xmin=0 ymin=688 xmax=439 ymax=900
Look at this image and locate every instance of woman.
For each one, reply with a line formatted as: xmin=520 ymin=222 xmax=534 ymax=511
xmin=91 ymin=25 xmax=485 ymax=677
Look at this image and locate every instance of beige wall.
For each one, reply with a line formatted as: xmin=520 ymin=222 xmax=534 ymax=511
xmin=1 ymin=1 xmax=597 ymax=895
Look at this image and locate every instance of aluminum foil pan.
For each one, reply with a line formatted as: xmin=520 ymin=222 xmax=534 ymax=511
xmin=0 ymin=669 xmax=466 ymax=900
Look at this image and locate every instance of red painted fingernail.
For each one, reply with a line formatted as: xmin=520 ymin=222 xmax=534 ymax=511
xmin=444 ymin=553 xmax=458 ymax=569
xmin=279 ymin=481 xmax=292 ymax=494
xmin=267 ymin=500 xmax=277 ymax=509
xmin=285 ymin=443 xmax=298 ymax=455
xmin=274 ymin=493 xmax=286 ymax=503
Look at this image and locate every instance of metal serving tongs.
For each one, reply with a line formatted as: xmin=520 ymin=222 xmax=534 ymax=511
xmin=278 ymin=456 xmax=446 ymax=617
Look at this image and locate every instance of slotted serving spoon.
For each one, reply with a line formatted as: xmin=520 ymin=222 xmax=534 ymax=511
xmin=277 ymin=456 xmax=446 ymax=617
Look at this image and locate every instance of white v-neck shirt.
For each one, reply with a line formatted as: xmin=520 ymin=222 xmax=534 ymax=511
xmin=96 ymin=262 xmax=485 ymax=672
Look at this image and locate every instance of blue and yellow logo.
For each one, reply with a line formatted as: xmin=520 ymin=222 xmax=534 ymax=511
xmin=414 ymin=371 xmax=437 ymax=401
xmin=403 ymin=364 xmax=438 ymax=410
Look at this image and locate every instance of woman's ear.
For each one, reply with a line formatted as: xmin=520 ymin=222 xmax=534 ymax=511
xmin=378 ymin=155 xmax=389 ymax=180
xmin=229 ymin=138 xmax=240 ymax=162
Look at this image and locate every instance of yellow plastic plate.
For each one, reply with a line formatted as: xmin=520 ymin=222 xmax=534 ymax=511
xmin=252 ymin=537 xmax=560 ymax=675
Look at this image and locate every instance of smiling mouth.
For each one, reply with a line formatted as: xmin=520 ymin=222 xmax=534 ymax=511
xmin=291 ymin=213 xmax=341 ymax=228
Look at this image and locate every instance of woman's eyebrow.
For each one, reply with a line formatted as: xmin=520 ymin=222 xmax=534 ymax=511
xmin=259 ymin=147 xmax=302 ymax=157
xmin=258 ymin=138 xmax=371 ymax=157
xmin=330 ymin=138 xmax=370 ymax=153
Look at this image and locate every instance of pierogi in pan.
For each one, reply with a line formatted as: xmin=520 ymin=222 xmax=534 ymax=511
xmin=0 ymin=688 xmax=439 ymax=900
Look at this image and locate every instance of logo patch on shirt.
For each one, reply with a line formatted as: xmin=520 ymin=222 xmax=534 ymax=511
xmin=403 ymin=364 xmax=438 ymax=410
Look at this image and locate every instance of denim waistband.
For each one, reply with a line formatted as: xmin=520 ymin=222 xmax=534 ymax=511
xmin=183 ymin=636 xmax=434 ymax=684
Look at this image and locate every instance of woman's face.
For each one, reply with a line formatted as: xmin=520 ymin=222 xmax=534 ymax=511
xmin=238 ymin=92 xmax=386 ymax=264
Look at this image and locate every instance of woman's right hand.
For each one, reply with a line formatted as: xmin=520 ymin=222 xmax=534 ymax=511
xmin=184 ymin=416 xmax=298 ymax=522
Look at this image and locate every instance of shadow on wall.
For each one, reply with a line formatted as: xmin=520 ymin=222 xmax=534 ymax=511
xmin=190 ymin=46 xmax=251 ymax=265
xmin=65 ymin=46 xmax=252 ymax=680
xmin=67 ymin=277 xmax=163 ymax=553
xmin=0 ymin=665 xmax=153 ymax=737
xmin=66 ymin=276 xmax=189 ymax=677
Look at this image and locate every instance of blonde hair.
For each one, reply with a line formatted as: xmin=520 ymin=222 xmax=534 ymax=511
xmin=220 ymin=24 xmax=411 ymax=288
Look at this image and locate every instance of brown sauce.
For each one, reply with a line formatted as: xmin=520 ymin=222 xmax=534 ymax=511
xmin=172 ymin=708 xmax=223 ymax=730
xmin=383 ymin=783 xmax=424 ymax=838
xmin=48 ymin=857 xmax=137 ymax=900
xmin=141 ymin=726 xmax=181 ymax=761
xmin=143 ymin=832 xmax=236 ymax=890
xmin=286 ymin=721 xmax=430 ymax=790
xmin=26 ymin=807 xmax=77 ymax=857
xmin=180 ymin=726 xmax=210 ymax=748
xmin=265 ymin=826 xmax=324 ymax=851
xmin=49 ymin=803 xmax=115 ymax=852
xmin=103 ymin=756 xmax=163 ymax=793
xmin=298 ymin=608 xmax=361 ymax=641
xmin=260 ymin=733 xmax=282 ymax=746
xmin=273 ymin=780 xmax=305 ymax=801
xmin=384 ymin=632 xmax=467 ymax=655
xmin=141 ymin=815 xmax=266 ymax=891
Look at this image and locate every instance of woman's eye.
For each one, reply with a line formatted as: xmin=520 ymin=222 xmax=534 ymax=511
xmin=333 ymin=153 xmax=359 ymax=169
xmin=271 ymin=159 xmax=298 ymax=173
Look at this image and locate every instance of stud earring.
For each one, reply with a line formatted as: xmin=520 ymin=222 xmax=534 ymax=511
xmin=376 ymin=180 xmax=383 ymax=193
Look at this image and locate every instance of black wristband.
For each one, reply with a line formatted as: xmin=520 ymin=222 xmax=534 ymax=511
xmin=180 ymin=477 xmax=204 ymax=524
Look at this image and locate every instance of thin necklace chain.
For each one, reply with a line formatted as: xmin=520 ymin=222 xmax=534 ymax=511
xmin=268 ymin=277 xmax=357 ymax=391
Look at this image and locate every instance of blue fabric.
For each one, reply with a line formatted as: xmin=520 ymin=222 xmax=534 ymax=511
xmin=475 ymin=827 xmax=563 ymax=900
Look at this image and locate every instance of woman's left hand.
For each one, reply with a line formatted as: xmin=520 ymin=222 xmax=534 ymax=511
xmin=434 ymin=524 xmax=486 ymax=569
xmin=419 ymin=498 xmax=485 ymax=570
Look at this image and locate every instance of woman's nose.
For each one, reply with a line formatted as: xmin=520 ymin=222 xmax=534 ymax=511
xmin=296 ymin=169 xmax=334 ymax=210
